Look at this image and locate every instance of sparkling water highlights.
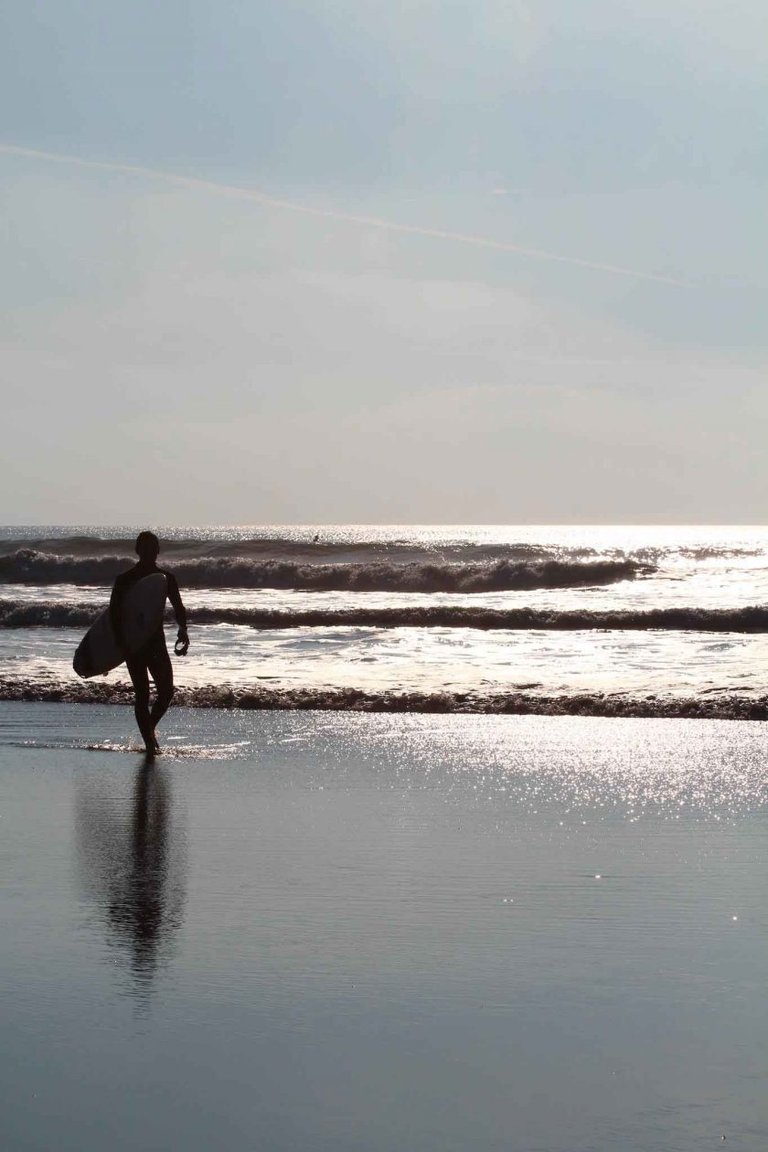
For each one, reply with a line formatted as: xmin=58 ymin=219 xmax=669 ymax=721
xmin=2 ymin=703 xmax=768 ymax=1152
xmin=2 ymin=526 xmax=768 ymax=714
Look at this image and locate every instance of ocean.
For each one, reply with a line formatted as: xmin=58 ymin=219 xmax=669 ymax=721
xmin=2 ymin=524 xmax=767 ymax=718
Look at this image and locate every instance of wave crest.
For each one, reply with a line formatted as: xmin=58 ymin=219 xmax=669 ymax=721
xmin=0 ymin=551 xmax=649 ymax=593
xmin=0 ymin=676 xmax=765 ymax=721
xmin=3 ymin=600 xmax=767 ymax=633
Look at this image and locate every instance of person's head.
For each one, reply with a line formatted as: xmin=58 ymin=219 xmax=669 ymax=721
xmin=135 ymin=530 xmax=160 ymax=563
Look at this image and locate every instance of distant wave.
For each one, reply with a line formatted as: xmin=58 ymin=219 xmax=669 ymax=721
xmin=0 ymin=550 xmax=649 ymax=592
xmin=1 ymin=676 xmax=765 ymax=721
xmin=2 ymin=533 xmax=762 ymax=563
xmin=3 ymin=599 xmax=768 ymax=633
xmin=0 ymin=536 xmax=574 ymax=562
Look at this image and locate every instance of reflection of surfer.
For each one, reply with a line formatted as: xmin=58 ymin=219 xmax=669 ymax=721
xmin=76 ymin=760 xmax=186 ymax=998
xmin=117 ymin=761 xmax=174 ymax=985
xmin=110 ymin=531 xmax=189 ymax=755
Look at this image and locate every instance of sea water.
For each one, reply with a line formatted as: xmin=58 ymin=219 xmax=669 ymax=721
xmin=1 ymin=525 xmax=768 ymax=712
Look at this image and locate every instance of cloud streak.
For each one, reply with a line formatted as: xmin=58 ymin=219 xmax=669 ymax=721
xmin=0 ymin=142 xmax=687 ymax=286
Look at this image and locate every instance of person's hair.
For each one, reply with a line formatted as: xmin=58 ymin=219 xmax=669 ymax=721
xmin=135 ymin=530 xmax=160 ymax=559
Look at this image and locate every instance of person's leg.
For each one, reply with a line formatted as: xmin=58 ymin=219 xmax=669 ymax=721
xmin=147 ymin=636 xmax=175 ymax=748
xmin=125 ymin=655 xmax=156 ymax=753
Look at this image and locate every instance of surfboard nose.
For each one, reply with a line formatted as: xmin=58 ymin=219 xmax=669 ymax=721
xmin=73 ymin=636 xmax=94 ymax=678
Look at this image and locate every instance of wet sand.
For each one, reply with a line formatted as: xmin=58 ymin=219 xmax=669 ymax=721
xmin=2 ymin=702 xmax=768 ymax=1151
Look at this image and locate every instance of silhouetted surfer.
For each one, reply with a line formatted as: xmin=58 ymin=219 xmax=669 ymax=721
xmin=110 ymin=531 xmax=189 ymax=755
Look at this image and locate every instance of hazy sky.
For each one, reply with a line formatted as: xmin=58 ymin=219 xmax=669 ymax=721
xmin=1 ymin=0 xmax=765 ymax=524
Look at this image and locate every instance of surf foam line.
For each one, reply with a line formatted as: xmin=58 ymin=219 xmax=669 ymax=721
xmin=4 ymin=601 xmax=768 ymax=634
xmin=0 ymin=143 xmax=686 ymax=287
xmin=1 ymin=677 xmax=766 ymax=721
xmin=0 ymin=551 xmax=648 ymax=592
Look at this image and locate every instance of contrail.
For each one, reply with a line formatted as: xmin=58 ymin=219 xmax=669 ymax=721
xmin=0 ymin=142 xmax=686 ymax=286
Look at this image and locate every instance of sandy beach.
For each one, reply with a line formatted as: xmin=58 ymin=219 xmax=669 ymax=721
xmin=2 ymin=700 xmax=767 ymax=1151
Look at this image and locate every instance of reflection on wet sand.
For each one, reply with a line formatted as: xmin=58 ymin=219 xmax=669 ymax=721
xmin=76 ymin=757 xmax=187 ymax=997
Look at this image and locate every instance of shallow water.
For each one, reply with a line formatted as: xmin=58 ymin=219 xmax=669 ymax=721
xmin=3 ymin=621 xmax=768 ymax=700
xmin=2 ymin=702 xmax=767 ymax=1151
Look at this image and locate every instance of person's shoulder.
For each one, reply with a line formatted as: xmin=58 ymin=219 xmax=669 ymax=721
xmin=113 ymin=565 xmax=138 ymax=589
xmin=159 ymin=567 xmax=180 ymax=588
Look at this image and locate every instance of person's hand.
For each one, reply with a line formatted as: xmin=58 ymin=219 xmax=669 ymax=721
xmin=175 ymin=629 xmax=190 ymax=656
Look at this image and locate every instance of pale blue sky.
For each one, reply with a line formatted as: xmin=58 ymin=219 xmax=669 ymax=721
xmin=1 ymin=0 xmax=765 ymax=522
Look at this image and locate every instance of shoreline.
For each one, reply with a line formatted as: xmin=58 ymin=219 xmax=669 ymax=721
xmin=2 ymin=679 xmax=767 ymax=720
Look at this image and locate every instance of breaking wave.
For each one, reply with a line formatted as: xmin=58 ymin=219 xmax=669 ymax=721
xmin=0 ymin=550 xmax=649 ymax=592
xmin=3 ymin=599 xmax=767 ymax=633
xmin=1 ymin=676 xmax=766 ymax=721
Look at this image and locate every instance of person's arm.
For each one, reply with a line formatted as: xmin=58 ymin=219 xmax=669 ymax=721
xmin=167 ymin=572 xmax=189 ymax=654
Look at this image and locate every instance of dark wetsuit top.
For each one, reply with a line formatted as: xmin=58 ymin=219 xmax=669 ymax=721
xmin=110 ymin=565 xmax=187 ymax=693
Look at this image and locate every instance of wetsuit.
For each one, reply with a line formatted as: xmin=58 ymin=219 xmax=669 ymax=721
xmin=110 ymin=564 xmax=188 ymax=749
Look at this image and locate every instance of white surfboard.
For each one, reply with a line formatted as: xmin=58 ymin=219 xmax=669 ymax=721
xmin=73 ymin=573 xmax=168 ymax=678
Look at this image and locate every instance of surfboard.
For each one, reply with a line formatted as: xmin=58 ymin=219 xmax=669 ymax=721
xmin=73 ymin=573 xmax=168 ymax=678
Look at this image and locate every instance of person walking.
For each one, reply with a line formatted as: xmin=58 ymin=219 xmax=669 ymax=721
xmin=110 ymin=531 xmax=189 ymax=755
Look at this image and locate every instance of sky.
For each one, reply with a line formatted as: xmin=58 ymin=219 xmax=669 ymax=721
xmin=1 ymin=0 xmax=765 ymax=524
